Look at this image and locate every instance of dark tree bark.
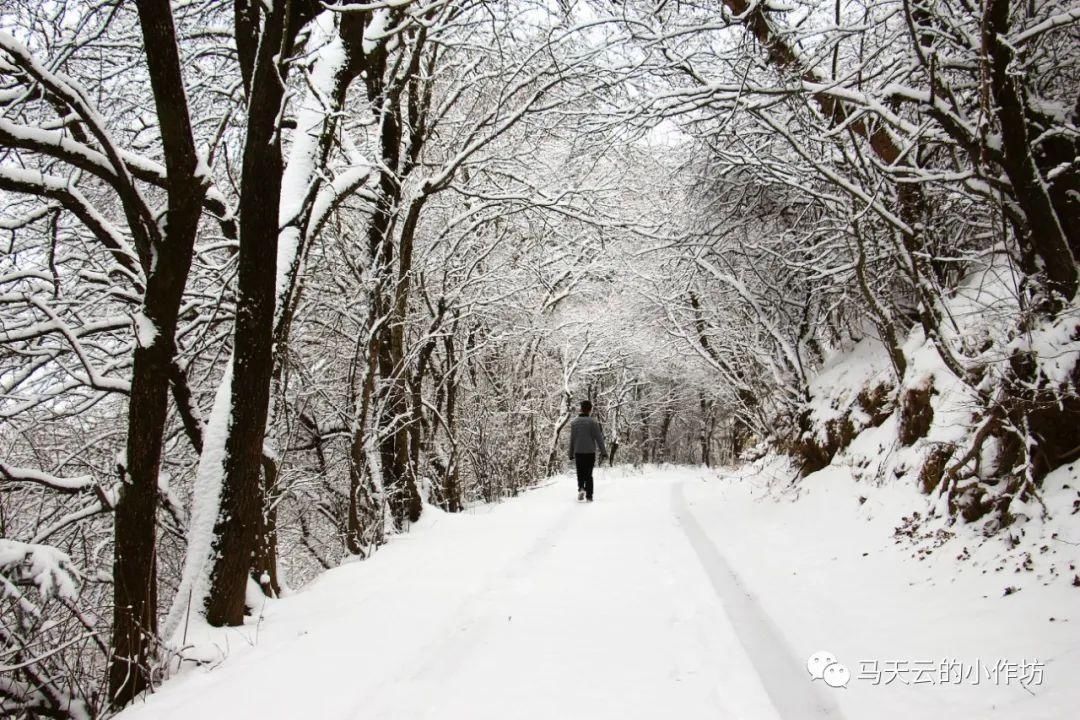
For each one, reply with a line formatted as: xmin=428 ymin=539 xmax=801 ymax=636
xmin=983 ymin=0 xmax=1077 ymax=301
xmin=364 ymin=54 xmax=409 ymax=527
xmin=254 ymin=454 xmax=283 ymax=597
xmin=206 ymin=0 xmax=314 ymax=628
xmin=257 ymin=8 xmax=367 ymax=595
xmin=699 ymin=392 xmax=712 ymax=468
xmin=405 ymin=296 xmax=445 ymax=505
xmin=385 ymin=197 xmax=431 ymax=525
xmin=232 ymin=0 xmax=259 ymax=98
xmin=347 ymin=318 xmax=380 ymax=554
xmin=110 ymin=0 xmax=206 ymax=707
xmin=658 ymin=410 xmax=673 ymax=461
xmin=435 ymin=328 xmax=463 ymax=513
xmin=358 ymin=21 xmax=432 ymax=530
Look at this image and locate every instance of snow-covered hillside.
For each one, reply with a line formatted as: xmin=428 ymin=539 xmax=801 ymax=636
xmin=116 ymin=464 xmax=1079 ymax=720
xmin=787 ymin=255 xmax=1080 ymax=536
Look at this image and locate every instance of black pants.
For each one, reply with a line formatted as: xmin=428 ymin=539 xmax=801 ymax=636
xmin=574 ymin=453 xmax=596 ymax=499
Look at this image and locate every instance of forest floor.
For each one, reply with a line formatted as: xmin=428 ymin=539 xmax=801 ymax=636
xmin=118 ymin=463 xmax=1080 ymax=720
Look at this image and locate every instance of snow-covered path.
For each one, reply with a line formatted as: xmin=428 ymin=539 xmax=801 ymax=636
xmin=352 ymin=469 xmax=815 ymax=720
xmin=121 ymin=468 xmax=833 ymax=720
xmin=120 ymin=463 xmax=1077 ymax=720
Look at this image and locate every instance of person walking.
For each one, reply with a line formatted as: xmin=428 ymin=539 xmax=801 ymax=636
xmin=568 ymin=400 xmax=607 ymax=502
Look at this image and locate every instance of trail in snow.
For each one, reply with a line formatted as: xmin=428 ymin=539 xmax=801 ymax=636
xmin=121 ymin=467 xmax=804 ymax=720
xmin=672 ymin=482 xmax=841 ymax=719
xmin=119 ymin=463 xmax=1077 ymax=720
xmin=352 ymin=468 xmax=793 ymax=720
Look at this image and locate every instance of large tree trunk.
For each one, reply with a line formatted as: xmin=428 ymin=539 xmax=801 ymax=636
xmin=699 ymin=392 xmax=712 ymax=468
xmin=984 ymin=0 xmax=1077 ymax=301
xmin=257 ymin=9 xmax=367 ymax=592
xmin=347 ymin=316 xmax=381 ymax=554
xmin=361 ymin=49 xmax=429 ymax=529
xmin=111 ymin=344 xmax=170 ymax=707
xmin=444 ymin=375 xmax=462 ymax=512
xmin=433 ymin=329 xmax=462 ymax=512
xmin=206 ymin=0 xmax=311 ymax=628
xmin=109 ymin=0 xmax=206 ymax=706
xmin=254 ymin=455 xmax=283 ymax=597
xmin=388 ymin=199 xmax=430 ymax=525
xmin=378 ymin=369 xmax=422 ymax=528
xmin=405 ymin=299 xmax=443 ymax=508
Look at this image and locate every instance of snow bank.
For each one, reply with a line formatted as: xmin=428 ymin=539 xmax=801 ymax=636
xmin=787 ymin=252 xmax=1080 ymax=533
xmin=686 ymin=457 xmax=1080 ymax=719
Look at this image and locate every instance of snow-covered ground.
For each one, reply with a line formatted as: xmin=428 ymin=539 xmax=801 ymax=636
xmin=686 ymin=458 xmax=1080 ymax=720
xmin=119 ymin=463 xmax=1079 ymax=720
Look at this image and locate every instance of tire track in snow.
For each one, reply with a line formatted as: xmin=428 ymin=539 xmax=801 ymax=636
xmin=673 ymin=482 xmax=844 ymax=720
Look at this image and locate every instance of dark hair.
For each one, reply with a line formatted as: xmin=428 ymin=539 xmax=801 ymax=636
xmin=580 ymin=400 xmax=592 ymax=414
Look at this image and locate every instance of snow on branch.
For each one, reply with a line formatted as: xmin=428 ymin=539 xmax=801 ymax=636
xmin=0 ymin=29 xmax=158 ymax=263
xmin=0 ymin=165 xmax=143 ymax=284
xmin=0 ymin=117 xmax=236 ymax=238
xmin=1012 ymin=8 xmax=1080 ymax=46
xmin=25 ymin=295 xmax=132 ymax=394
xmin=0 ymin=539 xmax=82 ymax=603
xmin=32 ymin=484 xmax=120 ymax=545
xmin=0 ymin=463 xmax=96 ymax=493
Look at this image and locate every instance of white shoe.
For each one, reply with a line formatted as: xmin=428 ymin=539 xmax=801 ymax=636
xmin=577 ymin=489 xmax=585 ymax=501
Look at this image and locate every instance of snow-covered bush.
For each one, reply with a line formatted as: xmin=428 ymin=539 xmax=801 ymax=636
xmin=0 ymin=539 xmax=82 ymax=603
xmin=0 ymin=539 xmax=96 ymax=719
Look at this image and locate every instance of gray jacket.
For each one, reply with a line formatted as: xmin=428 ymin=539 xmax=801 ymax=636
xmin=568 ymin=414 xmax=607 ymax=459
